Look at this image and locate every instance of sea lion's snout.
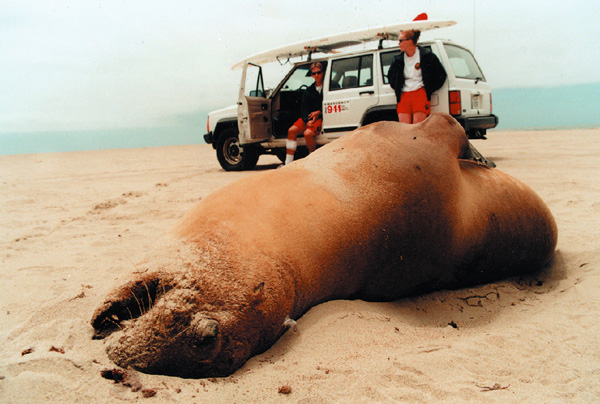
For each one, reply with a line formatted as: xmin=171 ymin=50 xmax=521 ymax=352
xmin=90 ymin=264 xmax=253 ymax=377
xmin=102 ymin=304 xmax=228 ymax=377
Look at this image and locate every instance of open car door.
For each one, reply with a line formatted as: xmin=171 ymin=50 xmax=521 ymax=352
xmin=237 ymin=63 xmax=272 ymax=144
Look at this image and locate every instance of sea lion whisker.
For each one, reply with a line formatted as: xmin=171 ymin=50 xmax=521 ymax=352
xmin=160 ymin=281 xmax=168 ymax=301
xmin=123 ymin=304 xmax=135 ymax=321
xmin=106 ymin=317 xmax=123 ymax=330
xmin=170 ymin=324 xmax=193 ymax=342
xmin=122 ymin=254 xmax=141 ymax=272
xmin=129 ymin=288 xmax=146 ymax=317
xmin=142 ymin=280 xmax=154 ymax=311
xmin=122 ymin=258 xmax=157 ymax=316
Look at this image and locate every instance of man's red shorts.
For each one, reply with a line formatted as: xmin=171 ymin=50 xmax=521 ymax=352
xmin=292 ymin=117 xmax=322 ymax=135
xmin=396 ymin=87 xmax=430 ymax=116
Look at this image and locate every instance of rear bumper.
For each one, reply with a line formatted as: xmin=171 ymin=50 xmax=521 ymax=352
xmin=456 ymin=114 xmax=499 ymax=131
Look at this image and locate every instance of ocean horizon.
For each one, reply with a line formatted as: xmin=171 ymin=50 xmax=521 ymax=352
xmin=2 ymin=83 xmax=598 ymax=156
xmin=492 ymin=82 xmax=600 ymax=131
xmin=0 ymin=126 xmax=202 ymax=156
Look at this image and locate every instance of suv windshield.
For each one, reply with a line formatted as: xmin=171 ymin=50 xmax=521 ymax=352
xmin=444 ymin=44 xmax=485 ymax=81
xmin=280 ymin=65 xmax=313 ymax=91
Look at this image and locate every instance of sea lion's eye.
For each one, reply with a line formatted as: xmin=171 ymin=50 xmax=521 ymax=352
xmin=190 ymin=317 xmax=219 ymax=343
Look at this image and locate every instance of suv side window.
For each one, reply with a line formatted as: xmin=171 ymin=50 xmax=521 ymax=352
xmin=329 ymin=55 xmax=373 ymax=90
xmin=244 ymin=64 xmax=265 ymax=97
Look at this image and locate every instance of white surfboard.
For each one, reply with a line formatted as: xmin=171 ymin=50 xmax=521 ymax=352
xmin=231 ymin=19 xmax=456 ymax=70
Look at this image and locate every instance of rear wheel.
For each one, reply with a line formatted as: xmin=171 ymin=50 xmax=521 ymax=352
xmin=216 ymin=128 xmax=259 ymax=171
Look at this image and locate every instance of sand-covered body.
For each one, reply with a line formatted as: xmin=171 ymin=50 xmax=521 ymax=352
xmin=91 ymin=113 xmax=557 ymax=377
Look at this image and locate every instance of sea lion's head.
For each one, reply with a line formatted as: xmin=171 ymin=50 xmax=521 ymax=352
xmin=91 ymin=238 xmax=290 ymax=378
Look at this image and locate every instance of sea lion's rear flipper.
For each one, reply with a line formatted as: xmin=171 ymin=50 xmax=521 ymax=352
xmin=463 ymin=141 xmax=496 ymax=168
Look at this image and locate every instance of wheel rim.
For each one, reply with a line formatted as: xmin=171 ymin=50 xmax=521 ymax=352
xmin=222 ymin=137 xmax=242 ymax=165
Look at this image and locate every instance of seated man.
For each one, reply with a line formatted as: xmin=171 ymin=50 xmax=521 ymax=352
xmin=284 ymin=62 xmax=325 ymax=165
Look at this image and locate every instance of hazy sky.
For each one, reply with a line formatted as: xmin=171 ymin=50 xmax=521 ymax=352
xmin=1 ymin=0 xmax=599 ymax=133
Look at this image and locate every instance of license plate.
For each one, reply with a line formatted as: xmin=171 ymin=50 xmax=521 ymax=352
xmin=471 ymin=94 xmax=482 ymax=110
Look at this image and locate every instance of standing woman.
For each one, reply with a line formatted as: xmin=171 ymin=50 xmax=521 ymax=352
xmin=388 ymin=30 xmax=447 ymax=124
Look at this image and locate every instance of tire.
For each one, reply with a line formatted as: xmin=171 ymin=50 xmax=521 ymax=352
xmin=216 ymin=129 xmax=259 ymax=171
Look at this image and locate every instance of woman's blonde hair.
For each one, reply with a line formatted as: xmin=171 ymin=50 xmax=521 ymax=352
xmin=403 ymin=30 xmax=421 ymax=44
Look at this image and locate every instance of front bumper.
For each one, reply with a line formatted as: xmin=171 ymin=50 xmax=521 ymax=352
xmin=204 ymin=132 xmax=214 ymax=144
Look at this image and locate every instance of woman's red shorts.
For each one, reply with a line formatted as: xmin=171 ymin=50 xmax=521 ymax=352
xmin=396 ymin=87 xmax=430 ymax=116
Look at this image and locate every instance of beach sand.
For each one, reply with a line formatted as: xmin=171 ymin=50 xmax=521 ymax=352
xmin=1 ymin=128 xmax=599 ymax=403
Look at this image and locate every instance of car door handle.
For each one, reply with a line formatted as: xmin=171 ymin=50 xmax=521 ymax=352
xmin=359 ymin=91 xmax=375 ymax=95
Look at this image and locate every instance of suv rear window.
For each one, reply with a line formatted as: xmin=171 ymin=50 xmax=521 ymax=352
xmin=380 ymin=50 xmax=400 ymax=84
xmin=444 ymin=44 xmax=485 ymax=81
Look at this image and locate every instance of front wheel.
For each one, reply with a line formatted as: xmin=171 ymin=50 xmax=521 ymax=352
xmin=216 ymin=129 xmax=259 ymax=171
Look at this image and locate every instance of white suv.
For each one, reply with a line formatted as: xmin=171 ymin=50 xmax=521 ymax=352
xmin=205 ymin=37 xmax=497 ymax=171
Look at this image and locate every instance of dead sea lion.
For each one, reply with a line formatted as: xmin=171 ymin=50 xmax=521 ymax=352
xmin=91 ymin=113 xmax=557 ymax=378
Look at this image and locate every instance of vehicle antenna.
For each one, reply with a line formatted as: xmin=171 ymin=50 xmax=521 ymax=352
xmin=473 ymin=1 xmax=476 ymax=54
